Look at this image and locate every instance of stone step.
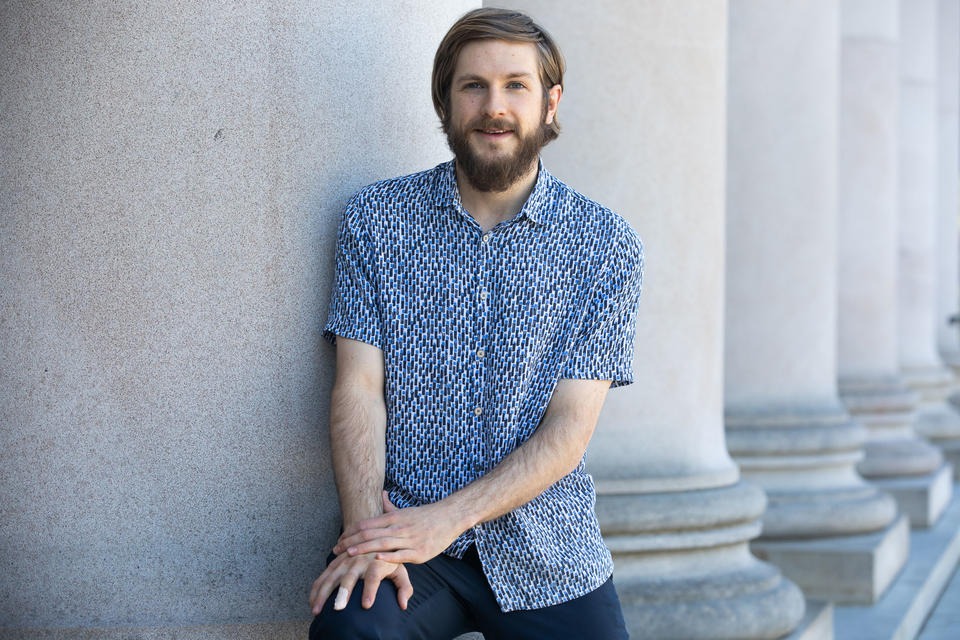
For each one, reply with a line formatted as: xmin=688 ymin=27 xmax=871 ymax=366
xmin=833 ymin=484 xmax=960 ymax=640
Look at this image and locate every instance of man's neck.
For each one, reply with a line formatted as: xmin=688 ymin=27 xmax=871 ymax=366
xmin=456 ymin=161 xmax=539 ymax=232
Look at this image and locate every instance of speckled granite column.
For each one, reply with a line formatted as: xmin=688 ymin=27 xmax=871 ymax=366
xmin=504 ymin=2 xmax=807 ymax=637
xmin=892 ymin=0 xmax=958 ymax=508
xmin=725 ymin=0 xmax=908 ymax=604
xmin=0 ymin=1 xmax=477 ymax=637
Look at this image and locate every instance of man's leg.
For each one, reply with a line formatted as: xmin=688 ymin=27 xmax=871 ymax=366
xmin=447 ymin=547 xmax=630 ymax=640
xmin=475 ymin=577 xmax=629 ymax=640
xmin=309 ymin=554 xmax=477 ymax=640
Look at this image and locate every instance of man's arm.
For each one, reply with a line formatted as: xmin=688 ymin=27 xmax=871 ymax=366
xmin=330 ymin=338 xmax=387 ymax=526
xmin=333 ymin=377 xmax=610 ymax=564
xmin=308 ymin=338 xmax=412 ymax=614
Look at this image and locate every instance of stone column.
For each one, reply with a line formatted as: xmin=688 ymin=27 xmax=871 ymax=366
xmin=936 ymin=0 xmax=960 ymax=476
xmin=838 ymin=0 xmax=952 ymax=530
xmin=725 ymin=0 xmax=908 ymax=604
xmin=937 ymin=0 xmax=960 ymax=374
xmin=503 ymin=2 xmax=806 ymax=637
xmin=895 ymin=0 xmax=960 ymax=497
xmin=0 ymin=1 xmax=476 ymax=637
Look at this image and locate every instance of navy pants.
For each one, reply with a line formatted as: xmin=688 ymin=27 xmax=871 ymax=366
xmin=309 ymin=547 xmax=629 ymax=639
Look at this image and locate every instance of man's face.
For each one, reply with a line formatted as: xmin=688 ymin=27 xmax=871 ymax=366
xmin=446 ymin=39 xmax=561 ymax=193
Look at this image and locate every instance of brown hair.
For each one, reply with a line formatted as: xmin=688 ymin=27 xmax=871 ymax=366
xmin=432 ymin=8 xmax=565 ymax=140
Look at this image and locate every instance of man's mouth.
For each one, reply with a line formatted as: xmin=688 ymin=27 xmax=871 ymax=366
xmin=476 ymin=128 xmax=514 ymax=137
xmin=471 ymin=120 xmax=515 ymax=138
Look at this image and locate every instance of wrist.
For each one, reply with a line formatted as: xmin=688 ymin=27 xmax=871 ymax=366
xmin=441 ymin=492 xmax=482 ymax=533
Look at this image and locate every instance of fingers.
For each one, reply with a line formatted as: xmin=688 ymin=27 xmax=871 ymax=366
xmin=335 ymin=523 xmax=402 ymax=555
xmin=309 ymin=574 xmax=356 ymax=615
xmin=375 ymin=549 xmax=419 ymax=564
xmin=309 ymin=555 xmax=410 ymax=615
xmin=308 ymin=559 xmax=360 ymax=615
xmin=335 ymin=573 xmax=360 ymax=611
xmin=345 ymin=536 xmax=408 ymax=557
xmin=333 ymin=586 xmax=349 ymax=610
xmin=382 ymin=490 xmax=398 ymax=512
xmin=390 ymin=565 xmax=414 ymax=610
xmin=309 ymin=574 xmax=336 ymax=615
xmin=360 ymin=572 xmax=384 ymax=610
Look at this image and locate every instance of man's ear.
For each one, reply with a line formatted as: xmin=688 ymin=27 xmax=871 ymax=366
xmin=545 ymin=84 xmax=563 ymax=125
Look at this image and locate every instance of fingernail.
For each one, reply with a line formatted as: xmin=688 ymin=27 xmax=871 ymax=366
xmin=334 ymin=587 xmax=349 ymax=610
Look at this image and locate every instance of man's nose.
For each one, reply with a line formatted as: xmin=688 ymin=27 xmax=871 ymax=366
xmin=481 ymin=87 xmax=507 ymax=117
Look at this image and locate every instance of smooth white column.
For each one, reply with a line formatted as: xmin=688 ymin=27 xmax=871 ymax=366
xmin=938 ymin=0 xmax=960 ymax=370
xmin=838 ymin=0 xmax=950 ymax=531
xmin=501 ymin=1 xmax=806 ymax=637
xmin=0 ymin=1 xmax=476 ymax=636
xmin=935 ymin=0 xmax=960 ymax=477
xmin=726 ymin=0 xmax=907 ymax=603
xmin=896 ymin=0 xmax=959 ymax=500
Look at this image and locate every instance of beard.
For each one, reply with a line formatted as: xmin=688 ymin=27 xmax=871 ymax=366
xmin=446 ymin=113 xmax=551 ymax=193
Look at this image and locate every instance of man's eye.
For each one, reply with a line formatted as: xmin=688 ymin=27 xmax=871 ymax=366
xmin=507 ymin=82 xmax=526 ymax=89
xmin=464 ymin=82 xmax=483 ymax=90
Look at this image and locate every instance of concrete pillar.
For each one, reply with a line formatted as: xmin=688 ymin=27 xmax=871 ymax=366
xmin=936 ymin=0 xmax=960 ymax=475
xmin=938 ymin=0 xmax=960 ymax=370
xmin=893 ymin=0 xmax=959 ymax=507
xmin=504 ymin=1 xmax=806 ymax=637
xmin=726 ymin=0 xmax=908 ymax=604
xmin=0 ymin=1 xmax=475 ymax=637
xmin=838 ymin=0 xmax=952 ymax=532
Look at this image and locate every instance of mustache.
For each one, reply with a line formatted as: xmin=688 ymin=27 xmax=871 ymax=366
xmin=468 ymin=118 xmax=516 ymax=131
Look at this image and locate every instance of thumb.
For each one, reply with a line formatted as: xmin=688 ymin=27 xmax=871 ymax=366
xmin=382 ymin=490 xmax=398 ymax=513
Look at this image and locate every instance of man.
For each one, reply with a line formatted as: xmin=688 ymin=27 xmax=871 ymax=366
xmin=309 ymin=8 xmax=642 ymax=639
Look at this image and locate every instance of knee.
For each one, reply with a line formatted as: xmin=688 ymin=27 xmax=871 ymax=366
xmin=309 ymin=590 xmax=403 ymax=640
xmin=310 ymin=609 xmax=375 ymax=640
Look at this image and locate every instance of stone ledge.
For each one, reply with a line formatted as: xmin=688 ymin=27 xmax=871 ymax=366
xmin=0 ymin=621 xmax=311 ymax=640
xmin=785 ymin=600 xmax=833 ymax=640
xmin=870 ymin=463 xmax=954 ymax=528
xmin=752 ymin=514 xmax=910 ymax=604
xmin=833 ymin=484 xmax=960 ymax=640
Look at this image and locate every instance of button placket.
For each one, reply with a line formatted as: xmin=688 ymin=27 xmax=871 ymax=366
xmin=474 ymin=229 xmax=496 ymax=472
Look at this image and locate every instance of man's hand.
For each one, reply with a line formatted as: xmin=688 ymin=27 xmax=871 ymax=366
xmin=333 ymin=491 xmax=464 ymax=565
xmin=308 ymin=550 xmax=412 ymax=615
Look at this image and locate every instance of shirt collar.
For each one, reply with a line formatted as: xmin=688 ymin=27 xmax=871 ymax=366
xmin=433 ymin=158 xmax=557 ymax=227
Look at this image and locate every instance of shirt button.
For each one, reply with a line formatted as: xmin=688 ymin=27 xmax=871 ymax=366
xmin=479 ymin=290 xmax=489 ymax=301
xmin=482 ymin=233 xmax=491 ymax=244
xmin=476 ymin=348 xmax=485 ymax=358
xmin=474 ymin=406 xmax=483 ymax=416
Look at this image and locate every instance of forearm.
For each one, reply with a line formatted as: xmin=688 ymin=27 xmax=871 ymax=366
xmin=329 ymin=382 xmax=387 ymax=528
xmin=442 ymin=412 xmax=589 ymax=532
xmin=334 ymin=379 xmax=610 ymax=566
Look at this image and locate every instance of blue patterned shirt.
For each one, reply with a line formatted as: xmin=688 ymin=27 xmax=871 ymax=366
xmin=324 ymin=160 xmax=643 ymax=611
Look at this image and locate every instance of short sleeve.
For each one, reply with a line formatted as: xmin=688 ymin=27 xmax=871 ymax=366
xmin=561 ymin=229 xmax=644 ymax=387
xmin=322 ymin=196 xmax=383 ymax=348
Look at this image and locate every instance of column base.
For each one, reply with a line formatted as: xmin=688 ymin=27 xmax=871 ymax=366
xmin=751 ymin=514 xmax=909 ymax=604
xmin=616 ymin=560 xmax=804 ymax=640
xmin=914 ymin=399 xmax=960 ymax=481
xmin=856 ymin=437 xmax=944 ymax=477
xmin=726 ymin=403 xmax=899 ymax=539
xmin=868 ymin=462 xmax=953 ymax=528
xmin=785 ymin=601 xmax=833 ymax=640
xmin=932 ymin=438 xmax=960 ymax=480
xmin=599 ymin=481 xmax=805 ymax=639
xmin=760 ymin=485 xmax=898 ymax=539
